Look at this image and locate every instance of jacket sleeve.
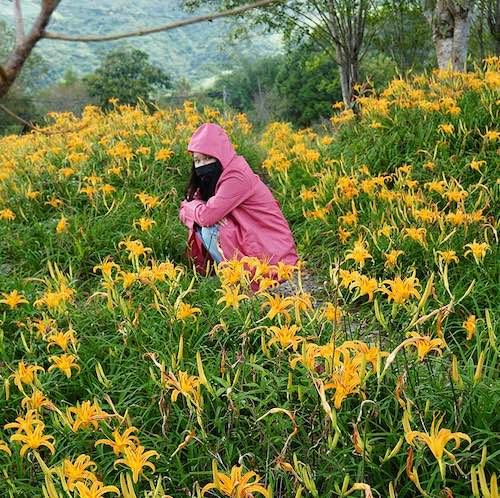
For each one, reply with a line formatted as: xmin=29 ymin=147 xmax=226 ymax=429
xmin=179 ymin=201 xmax=195 ymax=229
xmin=183 ymin=170 xmax=255 ymax=227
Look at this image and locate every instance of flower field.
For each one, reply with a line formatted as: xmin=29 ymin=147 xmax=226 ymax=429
xmin=0 ymin=59 xmax=498 ymax=497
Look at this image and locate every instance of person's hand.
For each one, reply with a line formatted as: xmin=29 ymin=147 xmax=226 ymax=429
xmin=179 ymin=201 xmax=194 ymax=228
xmin=216 ymin=217 xmax=228 ymax=227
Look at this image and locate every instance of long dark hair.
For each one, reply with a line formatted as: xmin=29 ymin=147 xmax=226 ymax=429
xmin=184 ymin=159 xmax=223 ymax=202
xmin=184 ymin=162 xmax=199 ymax=201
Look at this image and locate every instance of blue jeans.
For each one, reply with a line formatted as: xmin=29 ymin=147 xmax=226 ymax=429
xmin=195 ymin=225 xmax=223 ymax=264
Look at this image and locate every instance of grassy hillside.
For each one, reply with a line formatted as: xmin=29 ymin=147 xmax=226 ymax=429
xmin=0 ymin=59 xmax=498 ymax=497
xmin=0 ymin=0 xmax=281 ymax=86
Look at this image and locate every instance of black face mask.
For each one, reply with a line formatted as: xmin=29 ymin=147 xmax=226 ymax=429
xmin=195 ymin=160 xmax=223 ymax=201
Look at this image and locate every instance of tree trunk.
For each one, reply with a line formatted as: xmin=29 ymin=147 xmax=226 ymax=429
xmin=325 ymin=0 xmax=367 ymax=107
xmin=338 ymin=55 xmax=353 ymax=106
xmin=452 ymin=12 xmax=473 ymax=69
xmin=426 ymin=0 xmax=475 ymax=71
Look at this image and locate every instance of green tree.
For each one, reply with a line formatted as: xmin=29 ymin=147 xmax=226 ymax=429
xmin=274 ymin=41 xmax=342 ymax=127
xmin=36 ymin=69 xmax=97 ymax=117
xmin=207 ymin=56 xmax=282 ymax=124
xmin=83 ymin=46 xmax=172 ymax=109
xmin=370 ymin=0 xmax=435 ymax=73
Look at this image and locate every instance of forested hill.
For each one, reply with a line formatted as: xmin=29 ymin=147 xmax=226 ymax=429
xmin=0 ymin=0 xmax=281 ymax=86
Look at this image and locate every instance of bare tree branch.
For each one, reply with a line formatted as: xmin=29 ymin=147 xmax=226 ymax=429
xmin=42 ymin=0 xmax=286 ymax=42
xmin=0 ymin=65 xmax=8 ymax=83
xmin=14 ymin=0 xmax=25 ymax=46
xmin=0 ymin=103 xmax=35 ymax=129
xmin=1 ymin=0 xmax=61 ymax=99
xmin=0 ymin=0 xmax=283 ymax=100
xmin=0 ymin=103 xmax=90 ymax=135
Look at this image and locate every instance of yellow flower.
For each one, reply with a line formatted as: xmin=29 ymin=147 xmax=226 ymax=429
xmin=80 ymin=186 xmax=97 ymax=198
xmin=405 ymin=332 xmax=446 ymax=361
xmin=26 ymin=190 xmax=41 ymax=200
xmin=322 ymin=302 xmax=343 ymax=322
xmin=378 ymin=224 xmax=394 ymax=238
xmin=469 ymin=159 xmax=486 ymax=171
xmin=136 ymin=146 xmax=150 ymax=155
xmin=217 ymin=285 xmax=249 ymax=310
xmin=67 ymin=400 xmax=108 ymax=432
xmin=445 ymin=189 xmax=468 ymax=203
xmin=114 ymin=443 xmax=160 ymax=483
xmin=10 ymin=424 xmax=55 ymax=457
xmin=437 ymin=123 xmax=454 ymax=135
xmin=464 ymin=240 xmax=490 ymax=263
xmin=175 ymin=302 xmax=202 ymax=321
xmin=100 ymin=184 xmax=116 ymax=195
xmin=0 ymin=208 xmax=16 ymax=220
xmin=480 ymin=129 xmax=499 ymax=141
xmin=21 ymin=389 xmax=55 ymax=412
xmin=73 ymin=481 xmax=120 ymax=498
xmin=349 ymin=274 xmax=378 ymax=302
xmin=93 ymin=259 xmax=121 ymax=278
xmin=463 ymin=315 xmax=476 ymax=340
xmin=406 ymin=414 xmax=471 ymax=479
xmin=275 ymin=261 xmax=298 ymax=281
xmin=299 ymin=188 xmax=317 ymax=201
xmin=56 ymin=215 xmax=69 ymax=234
xmin=118 ymin=238 xmax=153 ymax=260
xmin=338 ymin=226 xmax=351 ymax=244
xmin=95 ymin=427 xmax=140 ymax=455
xmin=119 ymin=271 xmax=137 ymax=289
xmin=4 ymin=409 xmax=44 ymax=433
xmin=403 ymin=227 xmax=427 ymax=246
xmin=260 ymin=293 xmax=292 ymax=320
xmin=345 ymin=239 xmax=372 ymax=268
xmin=425 ymin=181 xmax=446 ymax=194
xmin=107 ymin=166 xmax=122 ymax=176
xmin=445 ymin=210 xmax=468 ymax=226
xmin=63 ymin=454 xmax=98 ymax=490
xmin=47 ymin=328 xmax=78 ymax=352
xmin=0 ymin=439 xmax=11 ymax=456
xmin=48 ymin=354 xmax=81 ymax=378
xmin=384 ymin=250 xmax=404 ymax=268
xmin=413 ymin=208 xmax=437 ymax=224
xmin=155 ymin=148 xmax=173 ymax=161
xmin=11 ymin=361 xmax=44 ymax=391
xmin=381 ymin=276 xmax=421 ymax=305
xmin=398 ymin=164 xmax=412 ymax=175
xmin=338 ymin=210 xmax=358 ymax=226
xmin=257 ymin=277 xmax=279 ymax=293
xmin=290 ymin=342 xmax=321 ymax=371
xmin=84 ymin=174 xmax=102 ymax=185
xmin=45 ymin=197 xmax=64 ymax=208
xmin=201 ymin=460 xmax=271 ymax=497
xmin=437 ymin=250 xmax=459 ymax=265
xmin=324 ymin=353 xmax=362 ymax=409
xmin=0 ymin=290 xmax=29 ymax=308
xmin=267 ymin=324 xmax=302 ymax=351
xmin=164 ymin=371 xmax=201 ymax=406
xmin=135 ymin=192 xmax=160 ymax=210
xmin=342 ymin=341 xmax=389 ymax=373
xmin=59 ymin=167 xmax=75 ymax=178
xmin=134 ymin=217 xmax=156 ymax=232
xmin=33 ymin=283 xmax=75 ymax=312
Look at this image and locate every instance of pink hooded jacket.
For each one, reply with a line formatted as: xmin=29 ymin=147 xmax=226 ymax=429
xmin=179 ymin=123 xmax=298 ymax=271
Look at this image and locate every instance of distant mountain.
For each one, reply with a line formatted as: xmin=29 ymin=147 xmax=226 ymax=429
xmin=0 ymin=0 xmax=282 ymax=89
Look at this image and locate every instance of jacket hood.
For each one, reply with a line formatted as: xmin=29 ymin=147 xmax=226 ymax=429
xmin=187 ymin=123 xmax=237 ymax=169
